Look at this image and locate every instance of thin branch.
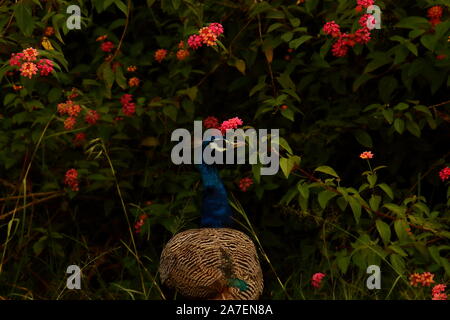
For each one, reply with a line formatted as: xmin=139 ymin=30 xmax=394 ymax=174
xmin=0 ymin=193 xmax=65 ymax=220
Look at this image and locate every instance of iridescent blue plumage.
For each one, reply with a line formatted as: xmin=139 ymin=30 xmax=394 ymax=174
xmin=195 ymin=139 xmax=232 ymax=228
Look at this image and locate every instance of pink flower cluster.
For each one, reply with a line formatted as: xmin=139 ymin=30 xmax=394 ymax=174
xmin=85 ymin=109 xmax=100 ymax=125
xmin=9 ymin=47 xmax=54 ymax=79
xmin=203 ymin=116 xmax=220 ymax=129
xmin=357 ymin=0 xmax=374 ymax=8
xmin=101 ymin=41 xmax=115 ymax=52
xmin=220 ymin=117 xmax=243 ymax=133
xmin=238 ymin=177 xmax=253 ymax=192
xmin=432 ymin=284 xmax=447 ymax=300
xmin=323 ymin=21 xmax=341 ymax=38
xmin=202 ymin=116 xmax=244 ymax=134
xmin=120 ymin=94 xmax=136 ymax=116
xmin=439 ymin=167 xmax=450 ymax=182
xmin=427 ymin=6 xmax=443 ymax=27
xmin=188 ymin=23 xmax=224 ymax=50
xmin=311 ymin=272 xmax=326 ymax=288
xmin=73 ymin=132 xmax=86 ymax=146
xmin=64 ymin=168 xmax=79 ymax=192
xmin=135 ymin=214 xmax=149 ymax=234
xmin=324 ymin=1 xmax=376 ymax=57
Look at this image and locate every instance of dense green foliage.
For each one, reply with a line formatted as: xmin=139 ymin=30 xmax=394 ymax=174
xmin=0 ymin=0 xmax=449 ymax=300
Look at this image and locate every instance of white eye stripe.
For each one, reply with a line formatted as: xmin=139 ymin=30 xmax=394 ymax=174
xmin=209 ymin=142 xmax=227 ymax=152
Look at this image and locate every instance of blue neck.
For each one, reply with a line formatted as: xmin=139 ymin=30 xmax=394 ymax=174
xmin=196 ymin=163 xmax=232 ymax=228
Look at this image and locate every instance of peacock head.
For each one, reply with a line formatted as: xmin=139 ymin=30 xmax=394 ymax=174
xmin=196 ymin=135 xmax=232 ymax=166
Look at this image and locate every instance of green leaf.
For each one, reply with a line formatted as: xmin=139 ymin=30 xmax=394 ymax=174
xmin=394 ymin=17 xmax=429 ymax=29
xmin=378 ymin=76 xmax=397 ymax=103
xmin=367 ymin=174 xmax=377 ymax=188
xmin=318 ymin=190 xmax=338 ymax=209
xmin=267 ymin=23 xmax=283 ymax=33
xmin=413 ymin=105 xmax=432 ymax=117
xmin=281 ymin=32 xmax=293 ymax=42
xmin=394 ymin=102 xmax=409 ymax=111
xmin=297 ymin=183 xmax=310 ymax=199
xmin=114 ymin=0 xmax=128 ymax=15
xmin=353 ymin=130 xmax=373 ymax=148
xmin=428 ymin=246 xmax=441 ymax=265
xmin=115 ymin=66 xmax=127 ymax=89
xmin=276 ymin=73 xmax=295 ymax=90
xmin=314 ymin=166 xmax=339 ymax=178
xmin=369 ymin=195 xmax=381 ymax=211
xmin=376 ymin=219 xmax=391 ymax=245
xmin=249 ymin=81 xmax=267 ymax=97
xmin=337 ymin=255 xmax=350 ymax=274
xmin=278 ymin=137 xmax=293 ymax=154
xmin=390 ymin=254 xmax=405 ymax=275
xmin=389 ymin=245 xmax=408 ymax=257
xmin=102 ymin=63 xmax=115 ymax=89
xmin=163 ymin=105 xmax=177 ymax=121
xmin=403 ymin=41 xmax=418 ymax=56
xmin=289 ymin=18 xmax=300 ymax=27
xmin=33 ymin=237 xmax=47 ymax=256
xmin=353 ymin=73 xmax=374 ymax=92
xmin=252 ymin=163 xmax=262 ymax=184
xmin=4 ymin=93 xmax=16 ymax=106
xmin=394 ymin=118 xmax=405 ymax=134
xmin=394 ymin=219 xmax=410 ymax=243
xmin=289 ymin=35 xmax=313 ymax=49
xmin=406 ymin=120 xmax=421 ymax=137
xmin=178 ymin=86 xmax=198 ymax=101
xmin=280 ymin=155 xmax=300 ymax=178
xmin=382 ymin=109 xmax=394 ymax=124
xmin=348 ymin=197 xmax=362 ymax=224
xmin=364 ymin=55 xmax=392 ymax=73
xmin=14 ymin=3 xmax=34 ymax=36
xmin=420 ymin=34 xmax=436 ymax=52
xmin=337 ymin=196 xmax=348 ymax=211
xmin=384 ymin=203 xmax=405 ymax=217
xmin=281 ymin=108 xmax=295 ymax=121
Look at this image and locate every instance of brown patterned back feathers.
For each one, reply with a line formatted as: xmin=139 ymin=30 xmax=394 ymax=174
xmin=159 ymin=228 xmax=263 ymax=300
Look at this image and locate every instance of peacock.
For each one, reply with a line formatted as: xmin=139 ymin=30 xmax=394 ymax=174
xmin=159 ymin=136 xmax=263 ymax=300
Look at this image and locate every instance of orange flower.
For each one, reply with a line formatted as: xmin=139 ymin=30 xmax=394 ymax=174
xmin=427 ymin=6 xmax=443 ymax=20
xmin=67 ymin=104 xmax=81 ymax=117
xmin=128 ymin=77 xmax=140 ymax=87
xmin=22 ymin=47 xmax=39 ymax=61
xmin=44 ymin=26 xmax=54 ymax=36
xmin=176 ymin=49 xmax=190 ymax=61
xmin=409 ymin=272 xmax=435 ymax=287
xmin=359 ymin=151 xmax=374 ymax=159
xmin=154 ymin=49 xmax=167 ymax=63
xmin=199 ymin=26 xmax=218 ymax=46
xmin=96 ymin=35 xmax=108 ymax=42
xmin=409 ymin=273 xmax=422 ymax=287
xmin=20 ymin=62 xmax=38 ymax=78
xmin=127 ymin=65 xmax=137 ymax=72
xmin=421 ymin=272 xmax=435 ymax=287
xmin=64 ymin=117 xmax=77 ymax=130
